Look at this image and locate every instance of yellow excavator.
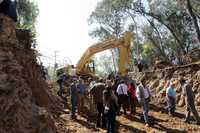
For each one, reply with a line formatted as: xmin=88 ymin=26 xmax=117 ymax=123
xmin=76 ymin=31 xmax=132 ymax=77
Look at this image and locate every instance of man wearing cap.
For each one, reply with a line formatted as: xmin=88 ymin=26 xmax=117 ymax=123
xmin=179 ymin=77 xmax=200 ymax=124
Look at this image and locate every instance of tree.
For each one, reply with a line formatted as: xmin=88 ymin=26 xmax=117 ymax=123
xmin=16 ymin=0 xmax=39 ymax=30
xmin=177 ymin=0 xmax=200 ymax=42
xmin=88 ymin=0 xmax=130 ymax=72
xmin=15 ymin=0 xmax=39 ymax=48
xmin=95 ymin=53 xmax=115 ymax=76
xmin=89 ymin=0 xmax=200 ymax=68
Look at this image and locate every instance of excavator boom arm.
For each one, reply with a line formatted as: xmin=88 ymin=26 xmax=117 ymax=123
xmin=76 ymin=32 xmax=132 ymax=76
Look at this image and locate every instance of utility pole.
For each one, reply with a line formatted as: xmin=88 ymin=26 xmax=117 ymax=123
xmin=53 ymin=50 xmax=59 ymax=80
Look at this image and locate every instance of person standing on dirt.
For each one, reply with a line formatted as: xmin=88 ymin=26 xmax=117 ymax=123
xmin=137 ymin=58 xmax=143 ymax=72
xmin=166 ymin=81 xmax=176 ymax=117
xmin=179 ymin=78 xmax=200 ymax=125
xmin=112 ymin=76 xmax=120 ymax=96
xmin=103 ymin=80 xmax=118 ymax=133
xmin=128 ymin=82 xmax=137 ymax=114
xmin=57 ymin=74 xmax=67 ymax=97
xmin=70 ymin=78 xmax=78 ymax=119
xmin=136 ymin=78 xmax=151 ymax=127
xmin=77 ymin=79 xmax=86 ymax=115
xmin=89 ymin=78 xmax=106 ymax=128
xmin=116 ymin=80 xmax=128 ymax=115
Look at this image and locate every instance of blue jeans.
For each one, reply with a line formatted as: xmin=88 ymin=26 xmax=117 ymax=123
xmin=106 ymin=110 xmax=116 ymax=133
xmin=71 ymin=96 xmax=77 ymax=117
xmin=58 ymin=82 xmax=64 ymax=96
xmin=167 ymin=96 xmax=176 ymax=116
xmin=97 ymin=102 xmax=106 ymax=128
xmin=141 ymin=99 xmax=149 ymax=124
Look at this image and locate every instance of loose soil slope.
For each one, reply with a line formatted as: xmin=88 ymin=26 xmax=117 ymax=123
xmin=0 ymin=14 xmax=56 ymax=133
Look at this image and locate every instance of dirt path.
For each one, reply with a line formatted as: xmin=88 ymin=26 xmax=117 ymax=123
xmin=55 ymin=104 xmax=200 ymax=133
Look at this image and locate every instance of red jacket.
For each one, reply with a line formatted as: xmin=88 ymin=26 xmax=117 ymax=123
xmin=128 ymin=84 xmax=136 ymax=99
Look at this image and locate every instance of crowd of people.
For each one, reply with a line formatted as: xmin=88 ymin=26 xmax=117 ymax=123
xmin=57 ymin=74 xmax=200 ymax=133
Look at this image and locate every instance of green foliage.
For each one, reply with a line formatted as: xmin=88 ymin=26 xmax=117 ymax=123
xmin=16 ymin=0 xmax=39 ymax=31
xmin=47 ymin=66 xmax=57 ymax=81
xmin=142 ymin=42 xmax=154 ymax=57
xmin=88 ymin=0 xmax=127 ymax=40
xmin=141 ymin=42 xmax=154 ymax=68
xmin=15 ymin=0 xmax=39 ymax=47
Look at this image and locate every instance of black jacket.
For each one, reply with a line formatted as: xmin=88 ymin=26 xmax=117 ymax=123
xmin=103 ymin=87 xmax=118 ymax=112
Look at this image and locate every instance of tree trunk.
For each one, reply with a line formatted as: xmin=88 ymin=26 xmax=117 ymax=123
xmin=110 ymin=49 xmax=117 ymax=73
xmin=131 ymin=8 xmax=187 ymax=54
xmin=186 ymin=0 xmax=200 ymax=44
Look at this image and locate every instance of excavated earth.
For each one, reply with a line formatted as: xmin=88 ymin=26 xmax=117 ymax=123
xmin=142 ymin=62 xmax=200 ymax=107
xmin=0 ymin=14 xmax=60 ymax=133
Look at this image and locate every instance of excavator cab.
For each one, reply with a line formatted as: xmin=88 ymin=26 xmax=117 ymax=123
xmin=77 ymin=59 xmax=95 ymax=77
xmin=87 ymin=59 xmax=95 ymax=73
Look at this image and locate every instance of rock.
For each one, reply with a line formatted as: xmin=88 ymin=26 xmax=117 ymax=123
xmin=149 ymin=79 xmax=160 ymax=90
xmin=178 ymin=94 xmax=185 ymax=107
xmin=195 ymin=93 xmax=200 ymax=106
xmin=195 ymin=70 xmax=200 ymax=81
xmin=176 ymin=94 xmax=181 ymax=104
xmin=175 ymin=83 xmax=182 ymax=93
xmin=0 ymin=14 xmax=17 ymax=43
xmin=192 ymin=83 xmax=199 ymax=93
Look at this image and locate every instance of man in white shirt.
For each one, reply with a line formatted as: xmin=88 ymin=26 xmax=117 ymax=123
xmin=136 ymin=78 xmax=151 ymax=127
xmin=116 ymin=80 xmax=128 ymax=115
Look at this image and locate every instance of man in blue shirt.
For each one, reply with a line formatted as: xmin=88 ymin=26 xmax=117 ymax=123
xmin=166 ymin=81 xmax=176 ymax=116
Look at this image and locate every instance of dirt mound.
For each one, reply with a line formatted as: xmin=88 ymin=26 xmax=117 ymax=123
xmin=182 ymin=48 xmax=200 ymax=64
xmin=154 ymin=60 xmax=172 ymax=70
xmin=139 ymin=62 xmax=200 ymax=107
xmin=0 ymin=14 xmax=57 ymax=133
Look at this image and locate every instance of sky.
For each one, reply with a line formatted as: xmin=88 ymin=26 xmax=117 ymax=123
xmin=35 ymin=0 xmax=100 ymax=66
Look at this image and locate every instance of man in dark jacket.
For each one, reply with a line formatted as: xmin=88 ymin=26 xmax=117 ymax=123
xmin=103 ymin=80 xmax=118 ymax=133
xmin=57 ymin=74 xmax=67 ymax=97
xmin=70 ymin=79 xmax=78 ymax=119
xmin=89 ymin=78 xmax=106 ymax=128
xmin=179 ymin=77 xmax=200 ymax=125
